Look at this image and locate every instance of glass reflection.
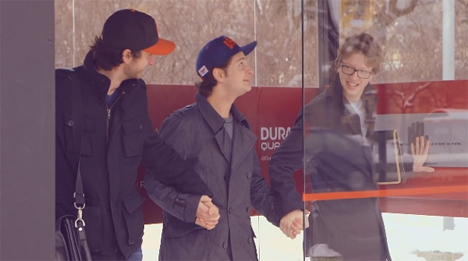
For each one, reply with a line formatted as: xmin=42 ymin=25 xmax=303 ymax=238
xmin=269 ymin=32 xmax=436 ymax=261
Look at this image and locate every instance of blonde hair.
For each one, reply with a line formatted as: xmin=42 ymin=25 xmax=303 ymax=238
xmin=335 ymin=33 xmax=384 ymax=74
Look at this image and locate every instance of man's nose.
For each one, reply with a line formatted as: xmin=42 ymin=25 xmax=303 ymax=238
xmin=246 ymin=65 xmax=254 ymax=76
xmin=148 ymin=56 xmax=155 ymax=66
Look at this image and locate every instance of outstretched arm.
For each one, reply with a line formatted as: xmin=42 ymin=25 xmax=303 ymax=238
xmin=144 ymin=115 xmax=220 ymax=229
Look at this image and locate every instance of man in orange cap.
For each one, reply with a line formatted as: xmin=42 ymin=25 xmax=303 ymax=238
xmin=55 ymin=9 xmax=219 ymax=260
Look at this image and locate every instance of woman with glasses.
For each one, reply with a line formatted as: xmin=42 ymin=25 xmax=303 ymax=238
xmin=269 ymin=33 xmax=432 ymax=261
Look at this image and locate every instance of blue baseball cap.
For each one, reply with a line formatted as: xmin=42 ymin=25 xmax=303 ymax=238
xmin=196 ymin=36 xmax=257 ymax=79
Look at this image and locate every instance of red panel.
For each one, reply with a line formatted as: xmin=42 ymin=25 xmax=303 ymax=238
xmin=140 ymin=81 xmax=468 ymax=224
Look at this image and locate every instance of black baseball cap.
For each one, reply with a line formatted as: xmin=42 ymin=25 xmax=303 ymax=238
xmin=102 ymin=9 xmax=175 ymax=55
xmin=196 ymin=36 xmax=257 ymax=79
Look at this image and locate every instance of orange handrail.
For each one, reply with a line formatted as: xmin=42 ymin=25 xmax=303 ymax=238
xmin=302 ymin=185 xmax=468 ymax=201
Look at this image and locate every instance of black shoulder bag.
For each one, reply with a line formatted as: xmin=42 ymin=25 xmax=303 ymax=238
xmin=55 ymin=69 xmax=92 ymax=261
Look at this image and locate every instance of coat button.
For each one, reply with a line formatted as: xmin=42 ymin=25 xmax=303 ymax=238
xmin=246 ymin=206 xmax=251 ymax=213
xmin=246 ymin=172 xmax=252 ymax=179
xmin=67 ymin=120 xmax=74 ymax=126
xmin=138 ymin=124 xmax=143 ymax=130
xmin=228 ymin=207 xmax=233 ymax=214
xmin=222 ymin=242 xmax=227 ymax=249
xmin=223 ymin=175 xmax=229 ymax=182
xmin=247 ymin=237 xmax=253 ymax=244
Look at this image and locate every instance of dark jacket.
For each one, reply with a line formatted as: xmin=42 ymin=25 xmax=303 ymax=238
xmin=55 ymin=52 xmax=212 ymax=260
xmin=144 ymin=93 xmax=278 ymax=261
xmin=269 ymin=76 xmax=392 ymax=261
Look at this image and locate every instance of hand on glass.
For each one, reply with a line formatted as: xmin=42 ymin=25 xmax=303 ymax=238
xmin=195 ymin=195 xmax=220 ymax=230
xmin=279 ymin=209 xmax=310 ymax=239
xmin=411 ymin=136 xmax=435 ymax=172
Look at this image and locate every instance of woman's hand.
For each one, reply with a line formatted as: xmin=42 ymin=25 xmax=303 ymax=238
xmin=411 ymin=136 xmax=435 ymax=172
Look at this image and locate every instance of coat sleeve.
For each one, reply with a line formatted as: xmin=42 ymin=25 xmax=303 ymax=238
xmin=249 ymin=151 xmax=280 ymax=227
xmin=140 ymin=90 xmax=212 ymax=197
xmin=143 ymin=115 xmax=201 ymax=223
xmin=268 ymin=109 xmax=305 ymax=219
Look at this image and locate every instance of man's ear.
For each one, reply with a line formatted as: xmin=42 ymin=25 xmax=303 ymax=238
xmin=121 ymin=49 xmax=133 ymax=64
xmin=212 ymin=68 xmax=225 ymax=82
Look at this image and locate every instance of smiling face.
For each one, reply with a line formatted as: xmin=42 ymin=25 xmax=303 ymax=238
xmin=338 ymin=52 xmax=375 ymax=102
xmin=220 ymin=51 xmax=254 ymax=99
xmin=334 ymin=33 xmax=383 ymax=102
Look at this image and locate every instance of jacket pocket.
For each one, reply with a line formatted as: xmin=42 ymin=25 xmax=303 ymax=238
xmin=63 ymin=114 xmax=95 ymax=156
xmin=122 ymin=119 xmax=145 ymax=157
xmin=63 ymin=113 xmax=75 ymax=153
xmin=122 ymin=189 xmax=145 ymax=246
xmin=82 ymin=198 xmax=102 ymax=253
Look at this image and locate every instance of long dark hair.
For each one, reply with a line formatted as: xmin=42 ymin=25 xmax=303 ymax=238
xmin=89 ymin=36 xmax=141 ymax=71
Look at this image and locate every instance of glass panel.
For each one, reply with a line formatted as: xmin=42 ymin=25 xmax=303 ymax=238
xmin=255 ymin=0 xmax=317 ymax=87
xmin=300 ymin=0 xmax=468 ymax=260
xmin=55 ymin=0 xmax=256 ymax=85
xmin=54 ymin=1 xmax=305 ymax=260
xmin=55 ymin=1 xmax=468 ymax=260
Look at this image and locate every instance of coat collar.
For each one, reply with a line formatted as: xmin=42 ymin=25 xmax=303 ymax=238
xmin=196 ymin=92 xmax=249 ymax=134
xmin=81 ymin=51 xmax=140 ymax=100
xmin=196 ymin=93 xmax=255 ymax=170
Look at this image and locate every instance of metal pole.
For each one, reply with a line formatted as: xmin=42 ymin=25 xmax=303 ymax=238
xmin=442 ymin=0 xmax=456 ymax=231
xmin=442 ymin=0 xmax=455 ymax=80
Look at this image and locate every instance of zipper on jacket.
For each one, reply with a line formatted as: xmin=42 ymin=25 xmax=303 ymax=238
xmin=106 ymin=106 xmax=111 ymax=142
xmin=105 ymin=92 xmax=124 ymax=142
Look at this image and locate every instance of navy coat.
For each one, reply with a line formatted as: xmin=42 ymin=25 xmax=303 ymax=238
xmin=55 ymin=52 xmax=212 ymax=260
xmin=145 ymin=93 xmax=279 ymax=261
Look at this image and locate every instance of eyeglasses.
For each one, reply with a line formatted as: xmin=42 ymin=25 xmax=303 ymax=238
xmin=340 ymin=63 xmax=373 ymax=79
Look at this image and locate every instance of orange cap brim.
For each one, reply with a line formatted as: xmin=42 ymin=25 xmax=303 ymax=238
xmin=144 ymin=38 xmax=176 ymax=55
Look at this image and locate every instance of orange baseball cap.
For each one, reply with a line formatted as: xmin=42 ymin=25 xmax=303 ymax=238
xmin=102 ymin=9 xmax=175 ymax=55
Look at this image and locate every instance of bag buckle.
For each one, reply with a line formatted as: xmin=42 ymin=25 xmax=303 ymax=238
xmin=74 ymin=205 xmax=86 ymax=230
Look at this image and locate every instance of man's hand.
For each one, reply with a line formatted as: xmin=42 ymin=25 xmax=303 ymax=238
xmin=195 ymin=195 xmax=220 ymax=230
xmin=411 ymin=135 xmax=435 ymax=172
xmin=279 ymin=209 xmax=309 ymax=239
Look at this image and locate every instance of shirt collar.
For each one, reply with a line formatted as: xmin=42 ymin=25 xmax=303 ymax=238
xmin=195 ymin=93 xmax=249 ymax=133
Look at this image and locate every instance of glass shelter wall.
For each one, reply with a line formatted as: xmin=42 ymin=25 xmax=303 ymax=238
xmin=301 ymin=1 xmax=468 ymax=261
xmin=55 ymin=0 xmax=317 ymax=87
xmin=55 ymin=0 xmax=468 ymax=260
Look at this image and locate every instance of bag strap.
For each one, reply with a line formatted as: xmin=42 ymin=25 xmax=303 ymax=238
xmin=67 ymin=68 xmax=86 ymax=222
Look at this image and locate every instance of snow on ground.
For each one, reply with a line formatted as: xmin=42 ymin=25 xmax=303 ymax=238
xmin=142 ymin=214 xmax=468 ymax=260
